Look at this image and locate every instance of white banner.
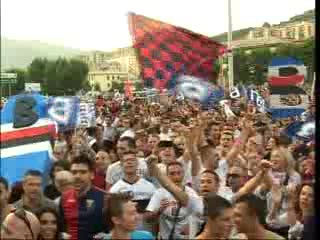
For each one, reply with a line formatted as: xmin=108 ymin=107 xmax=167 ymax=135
xmin=77 ymin=102 xmax=96 ymax=128
xmin=25 ymin=83 xmax=41 ymax=92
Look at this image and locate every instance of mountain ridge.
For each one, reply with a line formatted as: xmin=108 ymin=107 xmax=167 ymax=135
xmin=1 ymin=37 xmax=88 ymax=70
xmin=211 ymin=9 xmax=315 ymax=42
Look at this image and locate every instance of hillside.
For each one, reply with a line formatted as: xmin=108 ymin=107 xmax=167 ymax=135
xmin=1 ymin=37 xmax=87 ymax=70
xmin=211 ymin=27 xmax=254 ymax=42
xmin=211 ymin=9 xmax=315 ymax=42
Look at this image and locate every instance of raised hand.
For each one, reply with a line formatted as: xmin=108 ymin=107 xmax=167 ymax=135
xmin=259 ymin=160 xmax=272 ymax=172
xmin=159 ymin=199 xmax=170 ymax=213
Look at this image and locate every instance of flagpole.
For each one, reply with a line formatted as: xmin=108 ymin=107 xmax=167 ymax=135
xmin=311 ymin=72 xmax=315 ymax=97
xmin=227 ymin=0 xmax=234 ymax=90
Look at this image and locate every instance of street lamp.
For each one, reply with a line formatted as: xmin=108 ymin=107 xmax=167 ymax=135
xmin=227 ymin=0 xmax=234 ymax=90
xmin=270 ymin=47 xmax=277 ymax=53
xmin=245 ymin=49 xmax=252 ymax=55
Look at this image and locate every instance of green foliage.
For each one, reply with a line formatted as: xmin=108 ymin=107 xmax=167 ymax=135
xmin=111 ymin=81 xmax=125 ymax=92
xmin=27 ymin=58 xmax=48 ymax=83
xmin=94 ymin=82 xmax=101 ymax=91
xmin=232 ymin=39 xmax=314 ymax=85
xmin=27 ymin=57 xmax=89 ymax=95
xmin=134 ymin=81 xmax=144 ymax=91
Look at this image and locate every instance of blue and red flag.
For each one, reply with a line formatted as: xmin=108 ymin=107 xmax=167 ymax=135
xmin=0 ymin=94 xmax=56 ymax=185
xmin=128 ymin=12 xmax=226 ymax=104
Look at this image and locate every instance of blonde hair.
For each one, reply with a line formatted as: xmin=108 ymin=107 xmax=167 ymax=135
xmin=272 ymin=146 xmax=296 ymax=174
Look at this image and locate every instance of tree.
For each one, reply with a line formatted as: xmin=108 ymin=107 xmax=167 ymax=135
xmin=27 ymin=57 xmax=89 ymax=95
xmin=45 ymin=60 xmax=60 ymax=95
xmin=94 ymin=82 xmax=101 ymax=91
xmin=232 ymin=39 xmax=314 ymax=85
xmin=111 ymin=80 xmax=125 ymax=92
xmin=134 ymin=80 xmax=144 ymax=91
xmin=64 ymin=58 xmax=89 ymax=93
xmin=27 ymin=58 xmax=48 ymax=83
xmin=262 ymin=22 xmax=271 ymax=28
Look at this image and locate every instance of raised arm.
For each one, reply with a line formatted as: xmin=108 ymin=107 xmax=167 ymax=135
xmin=147 ymin=156 xmax=189 ymax=206
xmin=225 ymin=121 xmax=251 ymax=166
xmin=232 ymin=160 xmax=272 ymax=202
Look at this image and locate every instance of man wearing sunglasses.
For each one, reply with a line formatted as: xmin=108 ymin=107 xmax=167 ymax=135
xmin=218 ymin=166 xmax=247 ymax=202
xmin=1 ymin=209 xmax=40 ymax=240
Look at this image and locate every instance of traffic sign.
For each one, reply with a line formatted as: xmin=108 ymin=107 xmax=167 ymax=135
xmin=0 ymin=72 xmax=17 ymax=84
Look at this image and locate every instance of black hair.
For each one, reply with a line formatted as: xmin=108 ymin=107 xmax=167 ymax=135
xmin=118 ymin=136 xmax=136 ymax=149
xmin=87 ymin=127 xmax=96 ymax=137
xmin=122 ymin=150 xmax=137 ymax=157
xmin=24 ymin=170 xmax=43 ymax=179
xmin=8 ymin=181 xmax=24 ymax=204
xmin=166 ymin=161 xmax=184 ymax=173
xmin=235 ymin=193 xmax=267 ymax=225
xmin=204 ymin=193 xmax=232 ymax=220
xmin=0 ymin=176 xmax=9 ymax=190
xmin=49 ymin=160 xmax=71 ymax=180
xmin=36 ymin=207 xmax=61 ymax=240
xmin=201 ymin=170 xmax=220 ymax=184
xmin=71 ymin=153 xmax=95 ymax=171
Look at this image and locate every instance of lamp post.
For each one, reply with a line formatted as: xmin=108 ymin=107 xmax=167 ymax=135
xmin=227 ymin=0 xmax=234 ymax=91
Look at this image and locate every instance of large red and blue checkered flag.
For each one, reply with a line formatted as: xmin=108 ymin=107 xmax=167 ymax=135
xmin=128 ymin=13 xmax=227 ymax=90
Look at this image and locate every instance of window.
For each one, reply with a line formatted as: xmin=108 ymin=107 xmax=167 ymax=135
xmin=308 ymin=26 xmax=312 ymax=37
xmin=299 ymin=26 xmax=305 ymax=39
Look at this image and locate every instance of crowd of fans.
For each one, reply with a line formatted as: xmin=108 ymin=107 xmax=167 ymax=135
xmin=0 ymin=90 xmax=315 ymax=239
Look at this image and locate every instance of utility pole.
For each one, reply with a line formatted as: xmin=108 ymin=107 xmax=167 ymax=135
xmin=227 ymin=0 xmax=234 ymax=90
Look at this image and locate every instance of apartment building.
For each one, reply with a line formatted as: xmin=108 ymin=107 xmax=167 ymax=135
xmin=248 ymin=20 xmax=315 ymax=41
xmin=78 ymin=47 xmax=140 ymax=92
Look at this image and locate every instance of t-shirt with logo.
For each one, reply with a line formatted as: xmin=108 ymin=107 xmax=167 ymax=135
xmin=109 ymin=178 xmax=156 ymax=213
xmin=146 ymin=186 xmax=202 ymax=239
xmin=109 ymin=177 xmax=156 ymax=232
xmin=105 ymin=158 xmax=148 ymax=185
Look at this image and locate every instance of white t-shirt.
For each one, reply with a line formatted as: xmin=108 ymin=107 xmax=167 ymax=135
xmin=109 ymin=178 xmax=155 ymax=201
xmin=110 ymin=177 xmax=156 ymax=232
xmin=146 ymin=186 xmax=202 ymax=239
xmin=217 ymin=186 xmax=234 ymax=203
xmin=177 ymin=157 xmax=192 ymax=185
xmin=215 ymin=159 xmax=229 ymax=186
xmin=105 ymin=158 xmax=148 ymax=185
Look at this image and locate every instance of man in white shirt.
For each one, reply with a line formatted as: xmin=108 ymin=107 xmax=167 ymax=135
xmin=105 ymin=137 xmax=148 ymax=190
xmin=146 ymin=161 xmax=202 ymax=239
xmin=110 ymin=150 xmax=156 ymax=231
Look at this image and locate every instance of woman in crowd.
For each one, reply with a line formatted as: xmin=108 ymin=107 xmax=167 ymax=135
xmin=261 ymin=147 xmax=301 ymax=237
xmin=287 ymin=182 xmax=314 ymax=240
xmin=37 ymin=207 xmax=61 ymax=240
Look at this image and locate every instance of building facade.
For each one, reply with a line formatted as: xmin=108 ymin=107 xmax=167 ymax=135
xmin=247 ymin=20 xmax=315 ymax=41
xmin=78 ymin=47 xmax=141 ymax=92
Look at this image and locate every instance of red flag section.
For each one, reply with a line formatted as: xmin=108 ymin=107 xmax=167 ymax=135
xmin=128 ymin=13 xmax=226 ymax=90
xmin=268 ymin=75 xmax=305 ymax=86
